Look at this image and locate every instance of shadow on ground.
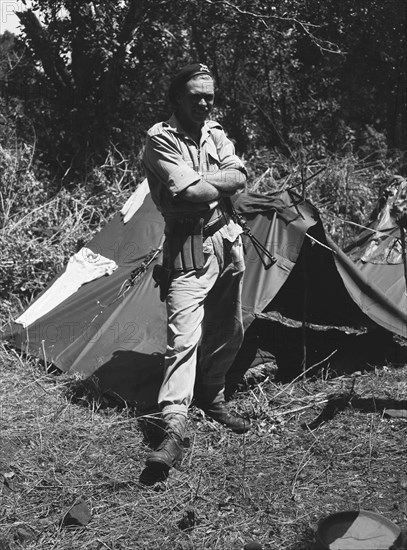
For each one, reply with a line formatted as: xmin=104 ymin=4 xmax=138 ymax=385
xmin=227 ymin=320 xmax=407 ymax=394
xmin=303 ymin=392 xmax=407 ymax=430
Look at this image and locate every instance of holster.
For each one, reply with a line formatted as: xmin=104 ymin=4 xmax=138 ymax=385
xmin=151 ymin=216 xmax=205 ymax=302
xmin=152 ymin=263 xmax=172 ymax=302
xmin=164 ymin=217 xmax=205 ymax=272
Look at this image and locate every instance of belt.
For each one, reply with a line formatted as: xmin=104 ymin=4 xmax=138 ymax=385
xmin=163 ymin=208 xmax=228 ymax=238
xmin=203 ymin=213 xmax=228 ymax=238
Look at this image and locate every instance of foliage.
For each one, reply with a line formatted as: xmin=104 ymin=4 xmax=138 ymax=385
xmin=246 ymin=143 xmax=405 ymax=245
xmin=10 ymin=1 xmax=189 ymax=176
xmin=0 ymin=135 xmax=138 ymax=319
xmin=0 ymin=0 xmax=403 ymax=180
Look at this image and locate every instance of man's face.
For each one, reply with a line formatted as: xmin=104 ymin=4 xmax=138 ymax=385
xmin=176 ymin=76 xmax=215 ymax=127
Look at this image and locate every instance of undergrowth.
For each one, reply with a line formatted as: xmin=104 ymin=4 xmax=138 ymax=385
xmin=0 ymin=143 xmax=140 ymax=320
xmin=1 ymin=136 xmax=404 ymax=322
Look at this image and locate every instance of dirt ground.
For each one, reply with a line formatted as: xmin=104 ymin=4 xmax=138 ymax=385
xmin=0 ymin=347 xmax=406 ymax=549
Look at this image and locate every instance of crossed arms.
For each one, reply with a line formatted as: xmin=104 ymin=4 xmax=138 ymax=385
xmin=143 ymin=131 xmax=247 ymax=205
xmin=180 ymin=166 xmax=246 ymax=202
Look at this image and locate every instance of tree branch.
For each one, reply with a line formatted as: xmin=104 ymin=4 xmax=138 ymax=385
xmin=16 ymin=9 xmax=73 ymax=94
xmin=242 ymin=87 xmax=292 ymax=157
xmin=201 ymin=0 xmax=345 ymax=55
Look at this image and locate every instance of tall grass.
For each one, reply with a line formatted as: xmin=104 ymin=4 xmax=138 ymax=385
xmin=0 ymin=142 xmax=142 ymax=321
xmin=247 ymin=145 xmax=404 ymax=246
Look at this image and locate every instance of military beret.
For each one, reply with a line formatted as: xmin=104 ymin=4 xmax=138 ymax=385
xmin=168 ymin=63 xmax=214 ymax=104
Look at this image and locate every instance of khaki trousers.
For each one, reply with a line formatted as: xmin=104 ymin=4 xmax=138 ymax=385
xmin=159 ymin=237 xmax=244 ymax=418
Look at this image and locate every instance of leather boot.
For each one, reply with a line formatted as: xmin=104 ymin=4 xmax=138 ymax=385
xmin=145 ymin=412 xmax=186 ymax=471
xmin=145 ymin=433 xmax=183 ymax=471
xmin=201 ymin=402 xmax=251 ymax=434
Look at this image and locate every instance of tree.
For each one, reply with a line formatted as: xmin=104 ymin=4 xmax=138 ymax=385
xmin=9 ymin=0 xmax=406 ymax=181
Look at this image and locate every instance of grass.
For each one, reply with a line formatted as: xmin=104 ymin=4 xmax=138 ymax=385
xmin=0 ymin=143 xmax=139 ymax=320
xmin=1 ymin=345 xmax=406 ymax=549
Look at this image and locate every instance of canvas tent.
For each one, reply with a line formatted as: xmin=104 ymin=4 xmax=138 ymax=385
xmin=4 ymin=180 xmax=407 ymax=410
xmin=343 ymin=176 xmax=407 ymax=311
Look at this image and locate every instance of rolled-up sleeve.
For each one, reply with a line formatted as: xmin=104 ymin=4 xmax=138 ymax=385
xmin=143 ymin=134 xmax=201 ymax=197
xmin=211 ymin=128 xmax=247 ymax=175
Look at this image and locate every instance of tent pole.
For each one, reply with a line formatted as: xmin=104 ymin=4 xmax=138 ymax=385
xmin=399 ymin=225 xmax=407 ymax=309
xmin=300 ymin=151 xmax=308 ymax=375
xmin=302 ymin=239 xmax=309 ymax=376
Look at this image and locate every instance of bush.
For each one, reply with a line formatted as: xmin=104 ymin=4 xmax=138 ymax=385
xmin=0 ymin=129 xmax=404 ymax=323
xmin=245 ymin=145 xmax=404 ymax=247
xmin=0 ymin=141 xmax=142 ymax=321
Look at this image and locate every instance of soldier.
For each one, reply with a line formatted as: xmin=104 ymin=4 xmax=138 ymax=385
xmin=142 ymin=63 xmax=250 ymax=473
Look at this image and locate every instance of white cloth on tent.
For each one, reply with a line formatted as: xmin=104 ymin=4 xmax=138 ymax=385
xmin=16 ymin=248 xmax=117 ymax=328
xmin=120 ymin=178 xmax=150 ymax=223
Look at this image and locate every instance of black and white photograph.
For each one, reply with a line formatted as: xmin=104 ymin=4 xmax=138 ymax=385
xmin=1 ymin=1 xmax=406 ymax=548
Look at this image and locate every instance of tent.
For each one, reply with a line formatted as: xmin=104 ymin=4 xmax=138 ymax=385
xmin=3 ymin=180 xmax=407 ymax=409
xmin=343 ymin=176 xmax=407 ymax=312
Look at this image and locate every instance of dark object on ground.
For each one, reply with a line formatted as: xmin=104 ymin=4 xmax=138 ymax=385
xmin=314 ymin=510 xmax=403 ymax=549
xmin=303 ymin=389 xmax=407 ymax=431
xmin=61 ymin=499 xmax=91 ymax=527
xmin=177 ymin=506 xmax=196 ymax=531
xmin=243 ymin=542 xmax=262 ymax=550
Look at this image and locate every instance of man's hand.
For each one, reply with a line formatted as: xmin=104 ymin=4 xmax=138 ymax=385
xmin=204 ymin=168 xmax=246 ymax=197
xmin=178 ymin=168 xmax=246 ymax=203
xmin=178 ymin=179 xmax=221 ymax=202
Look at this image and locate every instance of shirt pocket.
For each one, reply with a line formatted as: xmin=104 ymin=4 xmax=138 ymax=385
xmin=179 ymin=139 xmax=199 ymax=170
xmin=203 ymin=140 xmax=221 ymax=173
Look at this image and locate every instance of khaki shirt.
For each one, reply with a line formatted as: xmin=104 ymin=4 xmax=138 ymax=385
xmin=142 ymin=114 xmax=246 ymax=217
